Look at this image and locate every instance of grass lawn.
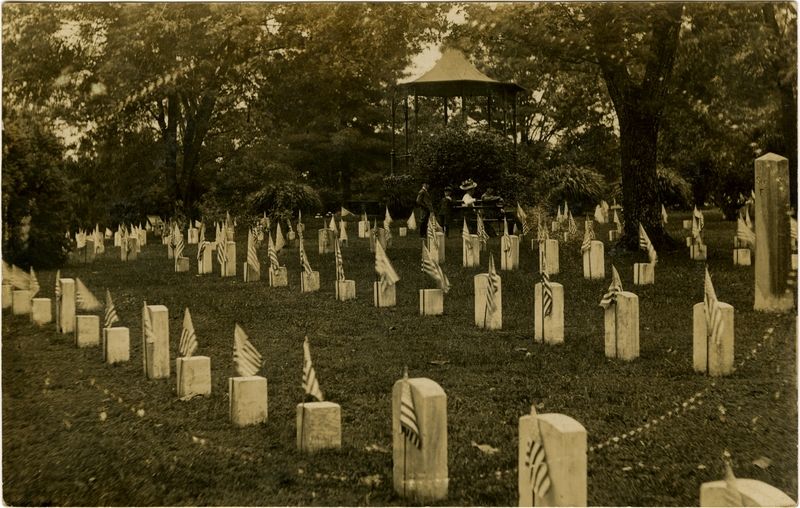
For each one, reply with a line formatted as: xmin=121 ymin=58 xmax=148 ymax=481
xmin=2 ymin=210 xmax=796 ymax=506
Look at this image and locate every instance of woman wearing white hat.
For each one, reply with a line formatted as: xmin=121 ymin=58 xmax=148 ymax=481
xmin=460 ymin=179 xmax=477 ymax=207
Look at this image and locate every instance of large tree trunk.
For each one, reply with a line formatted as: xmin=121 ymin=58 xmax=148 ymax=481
xmin=617 ymin=106 xmax=667 ymax=248
xmin=592 ymin=3 xmax=683 ymax=250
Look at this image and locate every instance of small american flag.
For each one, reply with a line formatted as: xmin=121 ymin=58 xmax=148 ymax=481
xmin=375 ymin=241 xmax=399 ymax=290
xmin=541 ymin=266 xmax=553 ymax=317
xmin=197 ymin=241 xmax=210 ymax=263
xmin=567 ymin=212 xmax=578 ymax=237
xmin=721 ymin=460 xmax=743 ymax=507
xmin=407 ymin=210 xmax=417 ymax=230
xmin=517 ymin=203 xmax=531 ymax=236
xmin=334 ymin=237 xmax=345 ymax=281
xmin=247 ymin=228 xmax=260 ymax=276
xmin=486 ymin=254 xmax=499 ymax=316
xmin=736 ymin=217 xmax=755 ymax=246
xmin=421 ymin=245 xmax=450 ymax=293
xmin=384 ymin=206 xmax=393 ymax=242
xmin=268 ymin=233 xmax=281 ymax=272
xmin=704 ymin=268 xmax=725 ymax=346
xmin=217 ymin=225 xmax=228 ymax=267
xmin=661 ymin=204 xmax=669 ymax=225
xmin=29 ymin=267 xmax=40 ymax=298
xmin=339 ymin=218 xmax=348 ymax=243
xmin=744 ymin=207 xmax=752 ymax=229
xmin=104 ymin=289 xmax=120 ymax=329
xmin=581 ymin=218 xmax=595 ymax=253
xmin=400 ymin=368 xmax=421 ymax=449
xmin=462 ymin=218 xmax=472 ymax=251
xmin=179 ymin=307 xmax=198 ymax=358
xmin=476 ymin=213 xmax=489 ymax=247
xmin=524 ymin=434 xmax=551 ymax=499
xmin=693 ymin=206 xmax=705 ymax=232
xmin=638 ymin=223 xmax=657 ymax=264
xmin=199 ymin=222 xmax=205 ymax=244
xmin=302 ymin=336 xmax=324 ymax=402
xmin=174 ymin=229 xmax=185 ymax=261
xmin=275 ymin=223 xmax=286 ymax=252
xmin=75 ymin=278 xmax=101 ymax=311
xmin=537 ymin=219 xmax=549 ymax=242
xmin=298 ymin=237 xmax=313 ymax=275
xmin=599 ymin=265 xmax=623 ymax=309
xmin=54 ymin=269 xmax=61 ymax=300
xmin=233 ymin=324 xmax=262 ymax=377
xmin=426 ymin=215 xmax=439 ymax=252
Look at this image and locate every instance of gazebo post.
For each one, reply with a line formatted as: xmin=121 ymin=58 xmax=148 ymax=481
xmin=461 ymin=95 xmax=466 ymax=122
xmin=404 ymin=96 xmax=409 ymax=168
xmin=443 ymin=96 xmax=448 ymax=125
xmin=414 ymin=93 xmax=419 ymax=146
xmin=512 ymin=93 xmax=518 ymax=154
xmin=487 ymin=92 xmax=492 ymax=130
xmin=390 ymin=93 xmax=396 ymax=174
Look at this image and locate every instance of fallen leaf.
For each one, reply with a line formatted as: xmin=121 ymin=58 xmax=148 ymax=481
xmin=753 ymin=457 xmax=771 ymax=470
xmin=471 ymin=441 xmax=499 ymax=455
xmin=364 ymin=443 xmax=390 ymax=454
xmin=99 ymin=411 xmax=107 ymax=422
xmin=191 ymin=436 xmax=207 ymax=445
xmin=136 ymin=409 xmax=145 ymax=417
xmin=697 ymin=464 xmax=707 ymax=470
xmin=359 ymin=474 xmax=382 ymax=487
xmin=514 ymin=347 xmax=528 ymax=352
xmin=63 ymin=419 xmax=72 ymax=430
xmin=428 ymin=360 xmax=449 ymax=366
xmin=622 ymin=466 xmax=633 ymax=472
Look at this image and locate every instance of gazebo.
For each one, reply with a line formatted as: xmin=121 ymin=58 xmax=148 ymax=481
xmin=391 ymin=48 xmax=525 ymax=171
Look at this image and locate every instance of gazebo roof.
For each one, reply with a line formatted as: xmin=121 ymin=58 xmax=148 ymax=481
xmin=397 ymin=48 xmax=525 ymax=97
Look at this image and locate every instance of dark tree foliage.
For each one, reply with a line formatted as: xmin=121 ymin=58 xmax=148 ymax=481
xmin=2 ymin=117 xmax=73 ymax=268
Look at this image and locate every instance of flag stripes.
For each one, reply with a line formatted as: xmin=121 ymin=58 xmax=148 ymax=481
xmin=233 ymin=324 xmax=262 ymax=377
xmin=179 ymin=307 xmax=198 ymax=358
xmin=525 ymin=438 xmax=552 ymax=498
xmin=299 ymin=237 xmax=313 ymax=274
xmin=599 ymin=265 xmax=623 ymax=309
xmin=104 ymin=289 xmax=120 ymax=329
xmin=334 ymin=238 xmax=345 ymax=281
xmin=541 ymin=269 xmax=553 ymax=317
xmin=638 ymin=223 xmax=657 ymax=264
xmin=704 ymin=268 xmax=725 ymax=346
xmin=375 ymin=240 xmax=400 ymax=290
xmin=400 ymin=379 xmax=421 ymax=449
xmin=75 ymin=278 xmax=101 ymax=311
xmin=486 ymin=255 xmax=499 ymax=316
xmin=421 ymin=245 xmax=450 ymax=293
xmin=302 ymin=337 xmax=324 ymax=402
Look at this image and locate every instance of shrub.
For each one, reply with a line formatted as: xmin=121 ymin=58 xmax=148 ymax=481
xmin=247 ymin=182 xmax=322 ymax=224
xmin=412 ymin=125 xmax=527 ymax=196
xmin=532 ymin=164 xmax=607 ymax=215
xmin=381 ymin=173 xmax=417 ymax=217
xmin=2 ymin=119 xmax=73 ymax=269
xmin=609 ymin=165 xmax=692 ymax=210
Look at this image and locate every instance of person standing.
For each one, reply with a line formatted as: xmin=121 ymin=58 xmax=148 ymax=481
xmin=416 ymin=182 xmax=434 ymax=238
xmin=438 ymin=186 xmax=454 ymax=237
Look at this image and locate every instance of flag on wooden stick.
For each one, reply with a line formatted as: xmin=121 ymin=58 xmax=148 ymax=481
xmin=540 ymin=262 xmax=553 ymax=317
xmin=421 ymin=245 xmax=450 ymax=293
xmin=197 ymin=240 xmax=210 ymax=263
xmin=275 ymin=223 xmax=286 ymax=252
xmin=486 ymin=254 xmax=499 ymax=316
xmin=384 ymin=206 xmax=393 ymax=242
xmin=567 ymin=211 xmax=578 ymax=237
xmin=704 ymin=267 xmax=725 ymax=346
xmin=462 ymin=218 xmax=472 ymax=251
xmin=426 ymin=214 xmax=439 ymax=252
xmin=638 ymin=223 xmax=658 ymax=264
xmin=29 ymin=267 xmax=40 ymax=297
xmin=174 ymin=229 xmax=185 ymax=261
xmin=268 ymin=233 xmax=281 ymax=272
xmin=341 ymin=206 xmax=354 ymax=217
xmin=407 ymin=210 xmax=417 ymax=231
xmin=339 ymin=218 xmax=348 ymax=243
xmin=179 ymin=307 xmax=198 ymax=358
xmin=104 ymin=289 xmax=120 ymax=329
xmin=54 ymin=269 xmax=61 ymax=301
xmin=476 ymin=213 xmax=489 ymax=248
xmin=375 ymin=240 xmax=399 ymax=291
xmin=524 ymin=405 xmax=552 ymax=499
xmin=302 ymin=336 xmax=324 ymax=402
xmin=233 ymin=324 xmax=262 ymax=377
xmin=334 ymin=238 xmax=345 ymax=281
xmin=517 ymin=203 xmax=531 ymax=236
xmin=247 ymin=228 xmax=260 ymax=275
xmin=299 ymin=237 xmax=313 ymax=274
xmin=581 ymin=218 xmax=595 ymax=253
xmin=217 ymin=225 xmax=228 ymax=267
xmin=599 ymin=265 xmax=623 ymax=309
xmin=400 ymin=367 xmax=421 ymax=449
xmin=75 ymin=278 xmax=101 ymax=311
xmin=736 ymin=216 xmax=756 ymax=247
xmin=661 ymin=204 xmax=669 ymax=225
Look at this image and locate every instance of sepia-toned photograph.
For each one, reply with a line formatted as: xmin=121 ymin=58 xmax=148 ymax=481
xmin=1 ymin=2 xmax=797 ymax=506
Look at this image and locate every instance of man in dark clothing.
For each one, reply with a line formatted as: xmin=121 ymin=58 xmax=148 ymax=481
xmin=416 ymin=183 xmax=434 ymax=238
xmin=438 ymin=186 xmax=454 ymax=237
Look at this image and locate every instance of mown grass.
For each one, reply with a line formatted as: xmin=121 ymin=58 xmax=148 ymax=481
xmin=2 ymin=211 xmax=796 ymax=506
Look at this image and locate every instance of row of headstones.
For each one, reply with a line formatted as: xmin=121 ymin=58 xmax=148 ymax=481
xmin=11 ymin=278 xmax=340 ymax=451
xmin=8 ymin=286 xmax=790 ymax=506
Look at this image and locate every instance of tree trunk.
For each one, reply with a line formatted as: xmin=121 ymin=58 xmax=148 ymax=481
xmin=618 ymin=107 xmax=668 ymax=248
xmin=164 ymin=94 xmax=180 ymax=204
